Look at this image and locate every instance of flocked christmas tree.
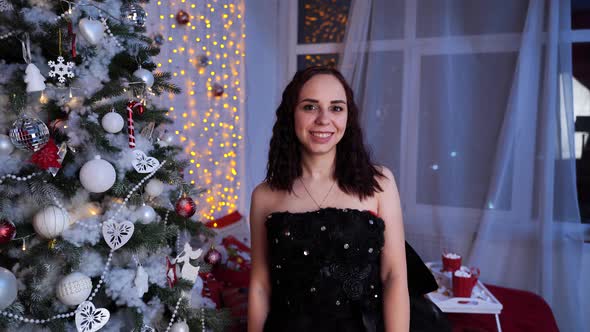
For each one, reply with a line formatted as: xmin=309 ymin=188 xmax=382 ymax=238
xmin=0 ymin=0 xmax=231 ymax=331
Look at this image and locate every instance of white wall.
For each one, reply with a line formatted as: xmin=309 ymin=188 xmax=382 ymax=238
xmin=244 ymin=0 xmax=282 ymax=220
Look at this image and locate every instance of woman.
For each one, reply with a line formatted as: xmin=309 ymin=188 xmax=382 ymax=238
xmin=248 ymin=66 xmax=409 ymax=332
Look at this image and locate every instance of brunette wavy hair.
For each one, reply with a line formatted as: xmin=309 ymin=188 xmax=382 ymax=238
xmin=265 ymin=66 xmax=384 ymax=200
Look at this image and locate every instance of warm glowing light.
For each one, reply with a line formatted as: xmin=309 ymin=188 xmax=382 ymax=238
xmin=157 ymin=1 xmax=245 ymax=220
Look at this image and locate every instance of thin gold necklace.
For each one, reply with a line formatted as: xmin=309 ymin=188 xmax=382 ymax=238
xmin=299 ymin=178 xmax=336 ymax=209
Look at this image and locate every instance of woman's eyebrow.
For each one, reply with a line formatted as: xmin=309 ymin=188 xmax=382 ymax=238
xmin=298 ymin=98 xmax=346 ymax=104
xmin=298 ymin=98 xmax=318 ymax=104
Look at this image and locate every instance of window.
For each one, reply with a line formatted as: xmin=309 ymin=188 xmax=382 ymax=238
xmin=284 ymin=1 xmax=589 ymax=227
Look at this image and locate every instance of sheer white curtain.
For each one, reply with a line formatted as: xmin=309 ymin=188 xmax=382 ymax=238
xmin=340 ymin=0 xmax=584 ymax=330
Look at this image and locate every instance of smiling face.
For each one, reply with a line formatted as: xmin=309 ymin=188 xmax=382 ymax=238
xmin=294 ymin=74 xmax=348 ymax=156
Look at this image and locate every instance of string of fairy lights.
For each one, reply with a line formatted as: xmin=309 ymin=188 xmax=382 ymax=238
xmin=148 ymin=0 xmax=245 ymax=221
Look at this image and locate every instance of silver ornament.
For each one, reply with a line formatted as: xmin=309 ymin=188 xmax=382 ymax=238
xmin=0 ymin=266 xmax=17 ymax=310
xmin=157 ymin=132 xmax=176 ymax=147
xmin=145 ymin=179 xmax=164 ymax=197
xmin=0 ymin=134 xmax=15 ymax=155
xmin=133 ymin=68 xmax=154 ymax=88
xmin=169 ymin=321 xmax=190 ymax=332
xmin=78 ymin=18 xmax=105 ymax=45
xmin=136 ymin=204 xmax=157 ymax=224
xmin=120 ymin=3 xmax=147 ymax=28
xmin=9 ymin=116 xmax=50 ymax=152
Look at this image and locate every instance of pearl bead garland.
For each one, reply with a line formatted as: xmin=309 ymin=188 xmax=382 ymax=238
xmin=103 ymin=160 xmax=166 ymax=227
xmin=0 ymin=162 xmax=167 ymax=325
xmin=99 ymin=14 xmax=123 ymax=49
xmin=0 ymin=172 xmax=42 ymax=185
xmin=0 ymin=31 xmax=16 ymax=40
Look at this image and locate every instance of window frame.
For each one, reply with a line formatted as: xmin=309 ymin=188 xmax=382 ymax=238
xmin=281 ymin=1 xmax=590 ymax=230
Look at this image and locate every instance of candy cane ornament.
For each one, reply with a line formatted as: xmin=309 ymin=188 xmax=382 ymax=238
xmin=126 ymin=101 xmax=145 ymax=148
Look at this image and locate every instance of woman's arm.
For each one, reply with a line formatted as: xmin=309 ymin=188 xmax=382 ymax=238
xmin=378 ymin=167 xmax=410 ymax=332
xmin=247 ymin=184 xmax=272 ymax=332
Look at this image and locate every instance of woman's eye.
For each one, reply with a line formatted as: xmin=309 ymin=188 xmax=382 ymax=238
xmin=303 ymin=104 xmax=317 ymax=111
xmin=332 ymin=106 xmax=344 ymax=112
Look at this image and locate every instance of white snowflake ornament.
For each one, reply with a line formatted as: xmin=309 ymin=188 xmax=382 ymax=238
xmin=48 ymin=56 xmax=75 ymax=84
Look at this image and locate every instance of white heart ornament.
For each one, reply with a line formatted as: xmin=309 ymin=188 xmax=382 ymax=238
xmin=78 ymin=18 xmax=105 ymax=45
xmin=75 ymin=301 xmax=110 ymax=332
xmin=131 ymin=149 xmax=160 ymax=173
xmin=102 ymin=220 xmax=134 ymax=250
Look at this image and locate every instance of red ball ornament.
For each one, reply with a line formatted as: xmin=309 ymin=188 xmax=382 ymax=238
xmin=176 ymin=10 xmax=190 ymax=25
xmin=0 ymin=219 xmax=16 ymax=245
xmin=212 ymin=83 xmax=224 ymax=97
xmin=175 ymin=196 xmax=196 ymax=218
xmin=205 ymin=247 xmax=222 ymax=265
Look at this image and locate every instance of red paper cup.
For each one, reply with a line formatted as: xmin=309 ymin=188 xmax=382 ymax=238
xmin=442 ymin=254 xmax=462 ymax=272
xmin=452 ymin=275 xmax=475 ymax=297
xmin=452 ymin=267 xmax=479 ymax=298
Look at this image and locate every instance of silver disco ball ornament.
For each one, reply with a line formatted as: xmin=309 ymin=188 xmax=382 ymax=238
xmin=120 ymin=3 xmax=147 ymax=28
xmin=9 ymin=116 xmax=50 ymax=152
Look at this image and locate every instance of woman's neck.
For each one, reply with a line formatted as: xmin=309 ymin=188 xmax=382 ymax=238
xmin=300 ymin=150 xmax=336 ymax=181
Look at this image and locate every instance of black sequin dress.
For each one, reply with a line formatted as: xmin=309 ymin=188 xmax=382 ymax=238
xmin=263 ymin=207 xmax=386 ymax=332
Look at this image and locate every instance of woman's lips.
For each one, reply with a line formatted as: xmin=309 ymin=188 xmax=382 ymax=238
xmin=309 ymin=131 xmax=334 ymax=144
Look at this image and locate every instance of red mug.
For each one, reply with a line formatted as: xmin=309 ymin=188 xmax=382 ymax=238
xmin=441 ymin=253 xmax=462 ymax=273
xmin=452 ymin=267 xmax=480 ymax=298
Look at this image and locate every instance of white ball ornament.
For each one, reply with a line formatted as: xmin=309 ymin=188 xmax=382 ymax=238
xmin=33 ymin=205 xmax=69 ymax=239
xmin=133 ymin=68 xmax=154 ymax=88
xmin=56 ymin=272 xmax=92 ymax=306
xmin=145 ymin=179 xmax=164 ymax=197
xmin=136 ymin=204 xmax=157 ymax=224
xmin=79 ymin=156 xmax=117 ymax=193
xmin=170 ymin=321 xmax=190 ymax=332
xmin=0 ymin=267 xmax=18 ymax=310
xmin=0 ymin=134 xmax=15 ymax=156
xmin=101 ymin=112 xmax=125 ymax=133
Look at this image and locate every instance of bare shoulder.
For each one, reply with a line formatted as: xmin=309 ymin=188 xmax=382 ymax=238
xmin=251 ymin=181 xmax=277 ymax=206
xmin=373 ymin=165 xmax=401 ymax=215
xmin=252 ymin=181 xmax=272 ymax=198
xmin=249 ymin=181 xmax=276 ymax=224
xmin=375 ymin=165 xmax=397 ymax=191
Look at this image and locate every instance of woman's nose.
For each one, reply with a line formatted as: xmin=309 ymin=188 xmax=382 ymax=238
xmin=314 ymin=108 xmax=330 ymax=124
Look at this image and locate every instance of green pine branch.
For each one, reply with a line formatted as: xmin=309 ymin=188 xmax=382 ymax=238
xmin=79 ymin=120 xmax=122 ymax=153
xmin=152 ymin=72 xmax=181 ymax=95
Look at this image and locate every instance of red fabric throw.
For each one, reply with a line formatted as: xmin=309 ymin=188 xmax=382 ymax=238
xmin=447 ymin=284 xmax=559 ymax=332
